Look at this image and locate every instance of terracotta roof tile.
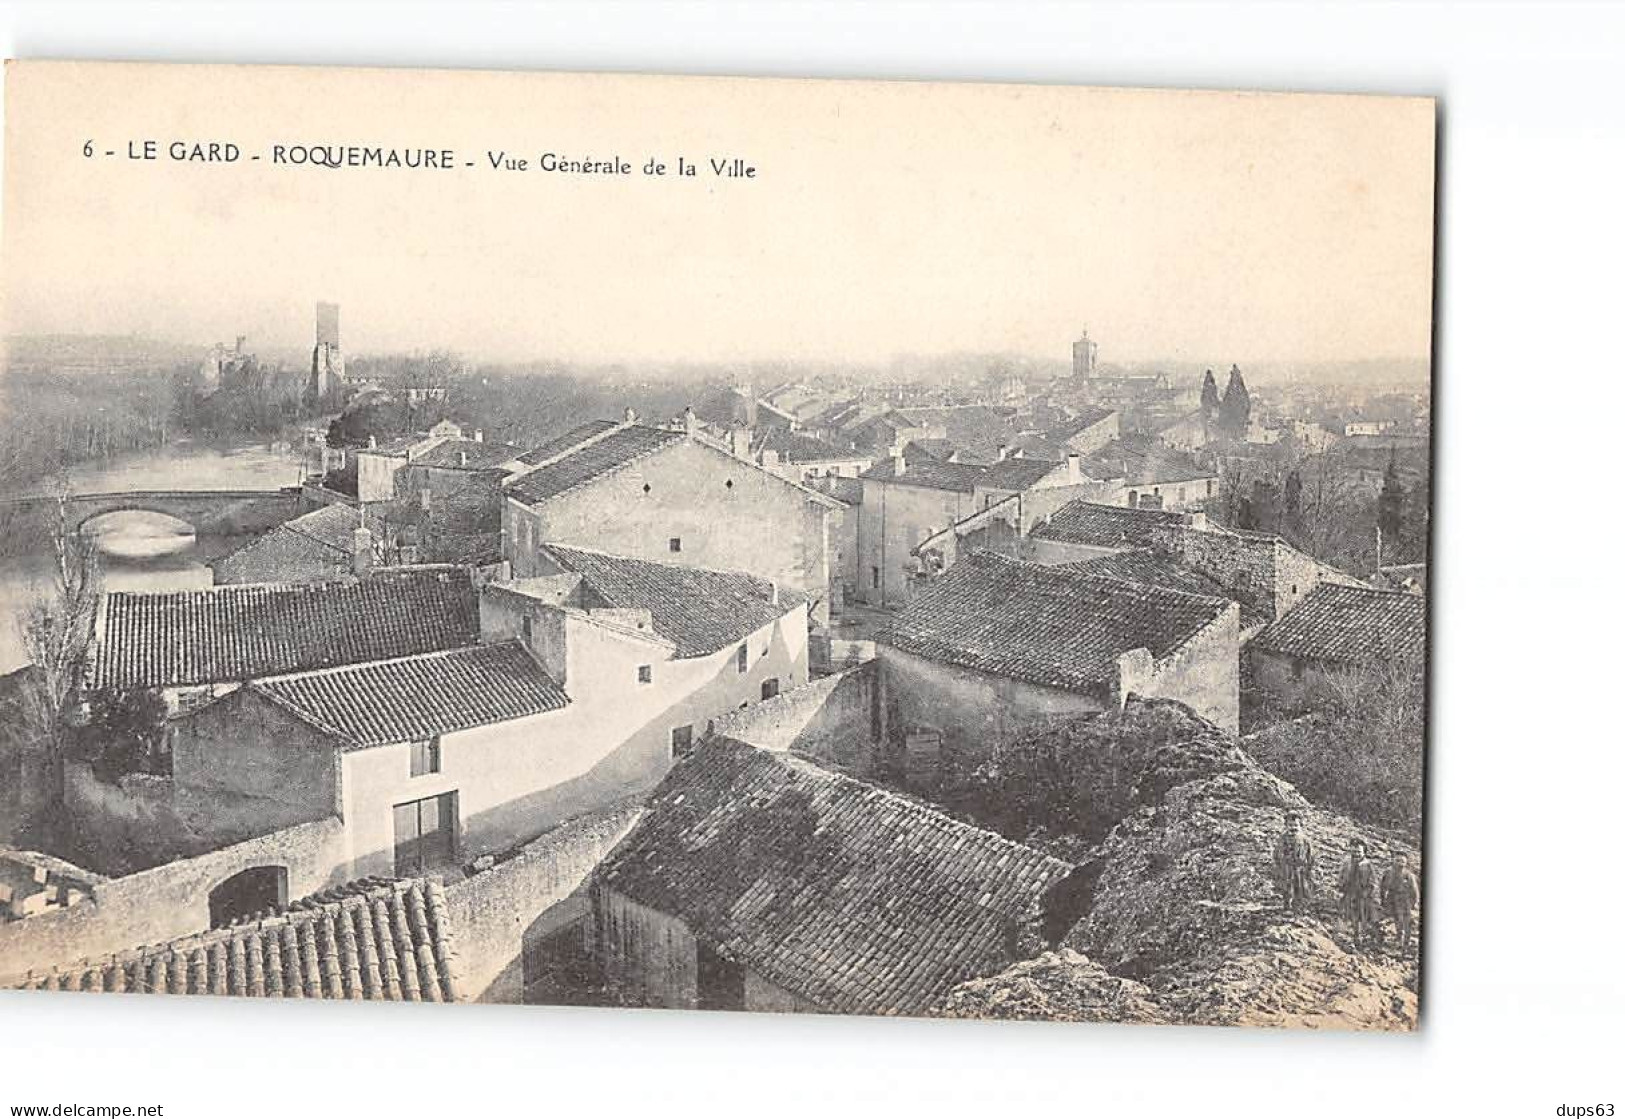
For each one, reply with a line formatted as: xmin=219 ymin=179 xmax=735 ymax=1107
xmin=506 ymin=425 xmax=682 ymax=505
xmin=407 ymin=438 xmax=525 ymax=470
xmin=93 ymin=567 xmax=480 ymax=690
xmin=1030 ymin=500 xmax=1187 ymax=548
xmin=514 ymin=419 xmax=619 ymax=467
xmin=596 ymin=738 xmax=1073 ymax=1016
xmin=540 ymin=545 xmax=801 ymax=658
xmin=14 ymin=879 xmax=459 ymax=1001
xmin=1251 ymin=583 xmax=1425 ymax=666
xmin=252 ymin=641 xmax=569 ymax=749
xmin=880 ymin=552 xmax=1231 ymax=690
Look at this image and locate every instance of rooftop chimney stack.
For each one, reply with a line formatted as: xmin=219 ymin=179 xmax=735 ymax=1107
xmin=996 ymin=444 xmax=1010 ymax=461
xmin=458 ymin=450 xmax=469 ymax=467
xmin=1066 ymin=452 xmax=1082 ymax=484
xmin=623 ymin=407 xmax=637 ymax=425
xmin=891 ymin=450 xmax=906 ymax=477
xmin=352 ymin=526 xmax=374 ymax=579
xmin=474 ymin=430 xmax=484 ymax=443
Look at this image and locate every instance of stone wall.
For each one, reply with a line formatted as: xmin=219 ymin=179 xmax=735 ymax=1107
xmin=709 ymin=662 xmax=881 ymax=774
xmin=0 ymin=816 xmax=348 ymax=986
xmin=1142 ymin=603 xmax=1241 ymax=732
xmin=443 ymin=800 xmax=642 ymax=1003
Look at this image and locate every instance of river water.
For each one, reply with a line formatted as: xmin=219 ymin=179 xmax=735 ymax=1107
xmin=0 ymin=440 xmax=309 ymax=673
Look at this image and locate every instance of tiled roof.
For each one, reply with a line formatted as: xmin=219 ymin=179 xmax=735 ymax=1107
xmin=1030 ymin=499 xmax=1186 ymax=548
xmin=755 ymin=429 xmax=860 ymax=464
xmin=93 ymin=567 xmax=480 ymax=690
xmin=1081 ymin=438 xmax=1215 ymax=486
xmin=1062 ymin=548 xmax=1270 ymax=630
xmin=981 ymin=457 xmax=1060 ymax=491
xmin=1056 ymin=405 xmax=1117 ymax=437
xmin=1251 ymin=583 xmax=1426 ymax=666
xmin=13 ymin=879 xmax=459 ymax=1001
xmin=252 ymin=642 xmax=569 ymax=749
xmin=406 ymin=438 xmax=525 ymax=471
xmin=596 ymin=737 xmax=1074 ymax=1016
xmin=505 ymin=425 xmax=683 ymax=506
xmin=281 ymin=502 xmax=364 ymax=554
xmin=894 ymin=405 xmax=1023 ymax=461
xmin=880 ymin=552 xmax=1232 ymax=690
xmin=514 ymin=419 xmax=619 ymax=467
xmin=862 ymin=446 xmax=1057 ymax=494
xmin=540 ymin=545 xmax=802 ymax=658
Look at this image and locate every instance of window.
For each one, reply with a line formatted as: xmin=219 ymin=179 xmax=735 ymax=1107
xmin=408 ymin=738 xmax=441 ymax=777
xmin=521 ymin=614 xmax=533 ymax=644
xmin=871 ymin=566 xmax=881 ymax=590
xmin=637 ymin=664 xmax=652 ymax=684
xmin=736 ymin=644 xmax=749 ymax=674
xmin=670 ymin=725 xmax=694 ymax=758
xmin=669 ymin=537 xmax=682 ymax=553
xmin=1206 ymin=479 xmax=1215 ymax=497
xmin=761 ymin=678 xmax=780 ymax=700
xmin=393 ymin=792 xmax=457 ymax=875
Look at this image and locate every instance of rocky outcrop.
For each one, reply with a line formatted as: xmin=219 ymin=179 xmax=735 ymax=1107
xmin=931 ymin=698 xmax=1419 ymax=1030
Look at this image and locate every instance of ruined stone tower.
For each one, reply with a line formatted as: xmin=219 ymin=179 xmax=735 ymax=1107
xmin=309 ymin=301 xmax=345 ymax=402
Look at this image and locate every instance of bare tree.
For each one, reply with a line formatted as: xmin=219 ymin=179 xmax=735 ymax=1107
xmin=16 ymin=494 xmax=101 ymax=846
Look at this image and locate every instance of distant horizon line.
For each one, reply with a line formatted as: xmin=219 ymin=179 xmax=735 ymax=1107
xmin=0 ymin=330 xmax=1433 ymax=378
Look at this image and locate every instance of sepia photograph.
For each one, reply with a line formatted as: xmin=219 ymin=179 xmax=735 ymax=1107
xmin=0 ymin=60 xmax=1434 ymax=1031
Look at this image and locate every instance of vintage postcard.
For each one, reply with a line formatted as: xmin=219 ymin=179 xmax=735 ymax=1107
xmin=0 ymin=61 xmax=1432 ymax=1028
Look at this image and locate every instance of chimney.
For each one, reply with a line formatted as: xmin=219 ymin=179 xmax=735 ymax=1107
xmin=729 ymin=427 xmax=751 ymax=459
xmin=769 ymin=580 xmax=779 ymax=606
xmin=368 ymin=434 xmax=377 ymax=450
xmin=1187 ymin=510 xmax=1209 ymax=531
xmin=890 ymin=450 xmax=906 ymax=477
xmin=458 ymin=450 xmax=469 ymax=467
xmin=352 ymin=526 xmax=374 ymax=578
xmin=1066 ymin=452 xmax=1081 ymax=484
xmin=683 ymin=406 xmax=698 ymax=436
xmin=473 ymin=429 xmax=484 ymax=443
xmin=623 ymin=407 xmax=637 ymax=425
xmin=996 ymin=444 xmax=1010 ymax=461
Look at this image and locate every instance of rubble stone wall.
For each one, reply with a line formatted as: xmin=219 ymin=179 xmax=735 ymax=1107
xmin=444 ymin=800 xmax=642 ymax=1003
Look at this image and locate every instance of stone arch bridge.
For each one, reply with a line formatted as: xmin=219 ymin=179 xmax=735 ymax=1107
xmin=0 ymin=487 xmax=305 ymax=539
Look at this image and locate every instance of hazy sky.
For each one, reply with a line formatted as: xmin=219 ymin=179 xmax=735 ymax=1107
xmin=2 ymin=61 xmax=1434 ymax=368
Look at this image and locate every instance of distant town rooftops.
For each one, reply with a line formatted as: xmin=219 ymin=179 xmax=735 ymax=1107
xmin=753 ymin=428 xmax=862 ymax=464
xmin=12 ymin=878 xmax=458 ymax=1000
xmin=595 ymin=736 xmax=1075 ymax=1017
xmin=92 ymin=567 xmax=480 ymax=690
xmin=1081 ymin=437 xmax=1215 ymax=486
xmin=505 ymin=424 xmax=684 ymax=506
xmin=860 ymin=446 xmax=1060 ymax=494
xmin=251 ymin=641 xmax=570 ymax=749
xmin=538 ymin=544 xmax=805 ymax=658
xmin=1030 ymin=499 xmax=1187 ymax=549
xmin=880 ymin=551 xmax=1233 ymax=691
xmin=1251 ymin=582 xmax=1426 ymax=666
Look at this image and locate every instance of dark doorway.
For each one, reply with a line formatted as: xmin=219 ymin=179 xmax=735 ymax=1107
xmin=696 ymin=940 xmax=745 ymax=1011
xmin=208 ymin=865 xmax=288 ymax=928
xmin=393 ymin=791 xmax=458 ymax=875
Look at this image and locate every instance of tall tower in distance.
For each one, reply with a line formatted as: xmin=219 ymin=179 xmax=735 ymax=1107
xmin=1072 ymin=329 xmax=1098 ymax=379
xmin=309 ymin=301 xmax=345 ymax=402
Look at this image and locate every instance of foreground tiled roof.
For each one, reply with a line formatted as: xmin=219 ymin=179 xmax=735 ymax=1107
xmin=506 ymin=424 xmax=683 ymax=505
xmin=881 ymin=552 xmax=1232 ymax=690
xmin=12 ymin=879 xmax=459 ymax=1001
xmin=540 ymin=545 xmax=802 ymax=658
xmin=1063 ymin=548 xmax=1270 ymax=630
xmin=514 ymin=419 xmax=619 ymax=467
xmin=1030 ymin=499 xmax=1186 ymax=548
xmin=596 ymin=738 xmax=1073 ymax=1016
xmin=93 ymin=567 xmax=480 ymax=689
xmin=252 ymin=642 xmax=569 ymax=749
xmin=1251 ymin=583 xmax=1426 ymax=666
